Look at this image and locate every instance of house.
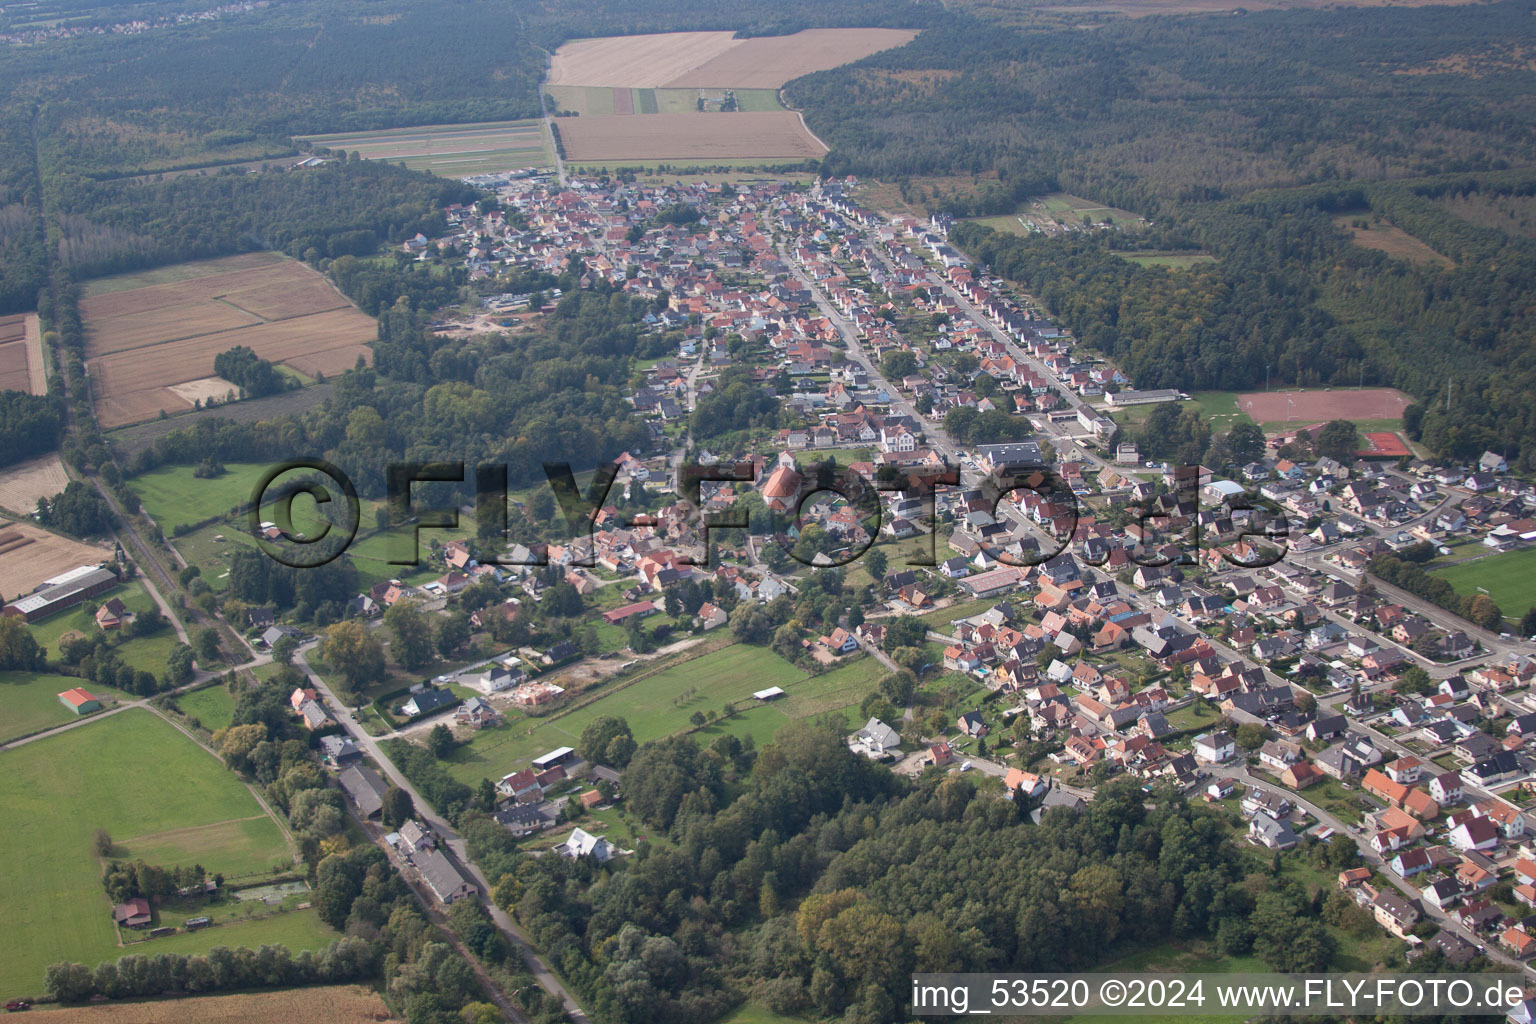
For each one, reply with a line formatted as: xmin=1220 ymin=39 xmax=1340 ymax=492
xmin=1390 ymin=848 xmax=1431 ymax=878
xmin=1004 ymin=768 xmax=1047 ymax=799
xmin=696 ymin=603 xmax=728 ymax=630
xmin=821 ymin=627 xmax=859 ymax=655
xmin=414 ymin=848 xmax=475 ymax=904
xmin=850 ymin=718 xmax=901 ymax=758
xmin=1306 ymin=714 xmax=1347 ymax=742
xmin=1502 ymin=927 xmax=1536 ymax=959
xmin=494 ymin=803 xmax=552 ymax=837
xmin=1448 ymin=817 xmax=1501 ymax=852
xmin=1250 ymin=811 xmax=1298 ymax=850
xmin=1421 ymin=877 xmax=1463 ymax=912
xmin=338 ymin=766 xmax=389 ymax=818
xmin=957 ymin=711 xmax=987 ymax=737
xmin=1280 ymin=762 xmax=1324 ymax=790
xmin=112 ymin=897 xmax=153 ymax=929
xmin=57 ymin=687 xmax=101 ymax=715
xmin=1194 ymin=731 xmax=1236 ymax=764
xmin=1207 ymin=777 xmax=1236 ymax=802
xmin=456 ymin=697 xmax=502 ymax=729
xmin=1371 ymin=890 xmax=1422 ymax=939
xmin=319 ymin=734 xmax=362 ymax=766
xmin=559 ymin=827 xmax=616 ymax=862
xmin=401 ymin=687 xmax=457 ymax=719
xmin=95 ymin=597 xmax=129 ymax=630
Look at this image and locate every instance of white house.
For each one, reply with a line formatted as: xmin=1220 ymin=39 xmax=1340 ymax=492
xmin=559 ymin=827 xmax=616 ymax=863
xmin=1194 ymin=731 xmax=1236 ymax=764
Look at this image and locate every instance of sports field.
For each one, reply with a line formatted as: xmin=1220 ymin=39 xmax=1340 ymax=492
xmin=1237 ymin=387 xmax=1409 ymax=426
xmin=1430 ymin=545 xmax=1536 ymax=623
xmin=0 ymin=671 xmax=135 ymax=744
xmin=300 ymin=119 xmax=552 ymax=175
xmin=440 ymin=643 xmax=875 ymax=784
xmin=0 ymin=708 xmax=303 ymax=998
xmin=80 ymin=253 xmax=373 ymax=428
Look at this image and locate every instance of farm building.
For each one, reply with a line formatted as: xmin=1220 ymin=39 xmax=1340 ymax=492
xmin=414 ymin=848 xmax=475 ymax=904
xmin=339 ymin=765 xmax=389 ymax=818
xmin=532 ymin=746 xmax=577 ymax=771
xmin=753 ymin=686 xmax=786 ymax=701
xmin=57 ymin=687 xmax=101 ymax=715
xmin=3 ymin=565 xmax=117 ymax=623
xmin=112 ymin=897 xmax=152 ymax=929
xmin=601 ymin=600 xmax=658 ymax=625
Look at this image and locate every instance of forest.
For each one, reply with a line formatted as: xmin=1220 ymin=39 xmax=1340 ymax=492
xmin=474 ymin=718 xmax=1466 ymax=1024
xmin=791 ymin=2 xmax=1536 ymax=210
xmin=948 ymin=167 xmax=1536 ymax=468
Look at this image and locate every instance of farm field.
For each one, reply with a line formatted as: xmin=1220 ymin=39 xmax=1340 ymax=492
xmin=0 ymin=517 xmax=113 ymax=599
xmin=80 ymin=253 xmax=373 ymax=429
xmin=0 ymin=670 xmax=135 ymax=745
xmin=1332 ymin=214 xmax=1452 ymax=268
xmin=963 ymin=213 xmax=1034 ymax=236
xmin=0 ymin=708 xmax=301 ymax=998
xmin=21 ymin=984 xmax=390 ymax=1023
xmin=299 ymin=120 xmax=551 ymax=175
xmin=0 ymin=312 xmax=44 ymax=394
xmin=173 ymin=683 xmax=236 ymax=732
xmin=547 ymin=29 xmax=918 ymax=89
xmin=1026 ymin=192 xmax=1145 ymax=231
xmin=440 ymin=642 xmax=841 ymax=784
xmin=558 ymin=111 xmax=826 ymax=162
xmin=0 ymin=452 xmax=70 ymax=516
xmin=1430 ymin=545 xmax=1536 ymax=623
xmin=548 ymin=86 xmax=787 ymax=117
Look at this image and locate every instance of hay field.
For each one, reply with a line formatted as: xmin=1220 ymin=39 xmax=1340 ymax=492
xmin=0 ymin=517 xmax=112 ymax=598
xmin=80 ymin=254 xmax=373 ymax=429
xmin=548 ymin=29 xmax=917 ymax=89
xmin=22 ymin=986 xmax=392 ymax=1023
xmin=0 ymin=313 xmax=45 ymax=394
xmin=559 ymin=111 xmax=827 ymax=161
xmin=1333 ymin=215 xmax=1452 ymax=268
xmin=0 ymin=453 xmax=70 ymax=516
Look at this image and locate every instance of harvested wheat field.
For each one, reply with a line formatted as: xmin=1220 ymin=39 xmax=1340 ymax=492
xmin=0 ymin=313 xmax=46 ymax=395
xmin=560 ymin=111 xmax=827 ymax=161
xmin=665 ymin=28 xmax=918 ymax=88
xmin=0 ymin=453 xmax=70 ymax=515
xmin=548 ymin=28 xmax=918 ymax=89
xmin=0 ymin=517 xmax=112 ymax=598
xmin=79 ymin=254 xmax=373 ymax=428
xmin=547 ymin=31 xmax=741 ymax=88
xmin=24 ymin=986 xmax=393 ymax=1023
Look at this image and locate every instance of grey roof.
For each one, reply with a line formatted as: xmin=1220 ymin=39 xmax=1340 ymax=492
xmin=338 ymin=766 xmax=388 ymax=816
xmin=414 ymin=847 xmax=473 ymax=902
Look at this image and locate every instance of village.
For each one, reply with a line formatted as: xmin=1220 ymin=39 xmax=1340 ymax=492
xmin=11 ymin=167 xmax=1536 ymax=992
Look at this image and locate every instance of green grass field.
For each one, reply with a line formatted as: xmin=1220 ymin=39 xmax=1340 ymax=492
xmin=1430 ymin=544 xmax=1536 ymax=623
xmin=0 ymin=708 xmax=303 ymax=997
xmin=135 ymin=461 xmax=466 ymax=596
xmin=0 ymin=670 xmax=135 ymax=743
xmin=1113 ymin=251 xmax=1216 ymax=269
xmin=964 ymin=213 xmax=1033 ymax=236
xmin=25 ymin=579 xmax=178 ymax=675
xmin=440 ymin=643 xmax=831 ymax=784
xmin=721 ymin=1002 xmax=806 ymax=1024
xmin=174 ymin=684 xmax=236 ymax=731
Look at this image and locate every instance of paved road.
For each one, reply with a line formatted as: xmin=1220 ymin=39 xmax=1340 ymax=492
xmin=298 ymin=645 xmax=591 ymax=1024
